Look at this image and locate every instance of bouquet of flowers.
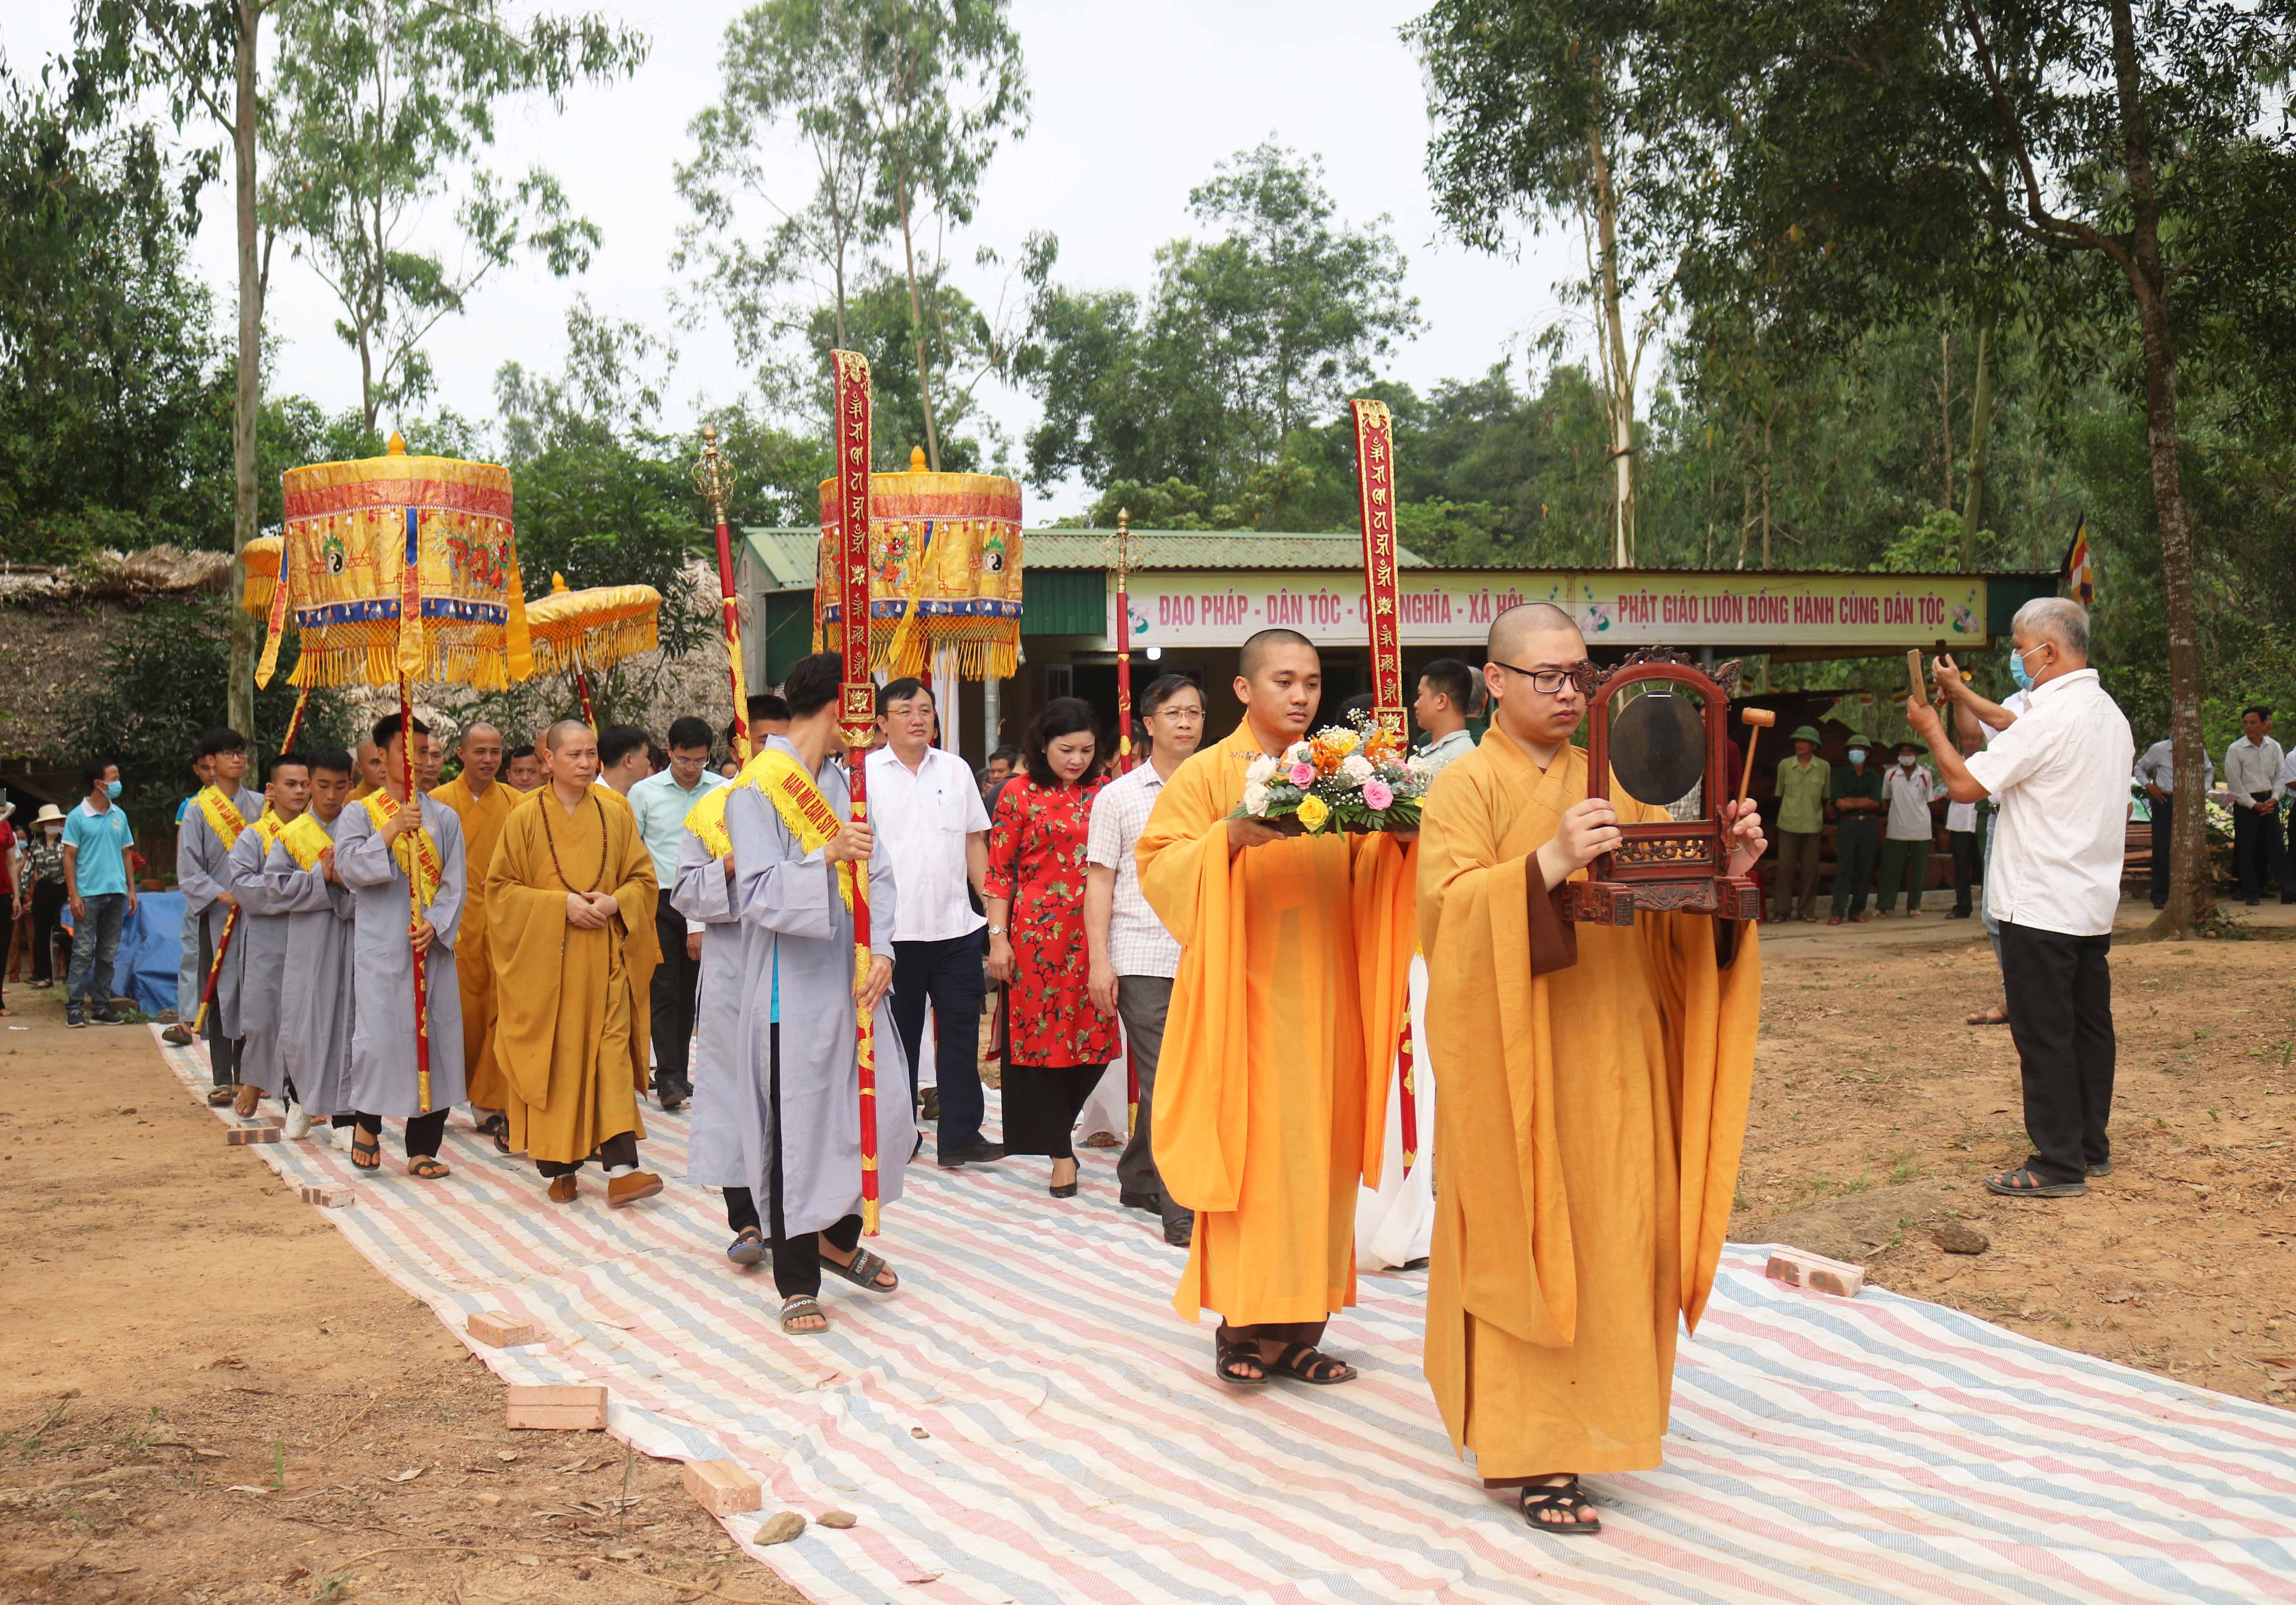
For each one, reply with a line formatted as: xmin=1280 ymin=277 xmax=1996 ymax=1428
xmin=1232 ymin=711 xmax=1432 ymax=835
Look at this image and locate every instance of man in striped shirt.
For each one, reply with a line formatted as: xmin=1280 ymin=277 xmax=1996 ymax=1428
xmin=1084 ymin=674 xmax=1206 ymax=1248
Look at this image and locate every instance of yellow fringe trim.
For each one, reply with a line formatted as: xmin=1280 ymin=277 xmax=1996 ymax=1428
xmin=287 ymin=637 xmax=528 ymax=692
xmin=523 ymin=611 xmax=658 ymax=677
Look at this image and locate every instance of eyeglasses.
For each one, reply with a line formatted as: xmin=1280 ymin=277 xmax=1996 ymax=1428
xmin=1488 ymin=657 xmax=1601 ymax=697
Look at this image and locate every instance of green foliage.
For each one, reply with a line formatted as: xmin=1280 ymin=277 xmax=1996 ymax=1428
xmin=1879 ymin=508 xmax=1995 ymax=575
xmin=267 ymin=0 xmax=649 ymax=429
xmin=0 ymin=69 xmax=227 ymax=564
xmin=62 ymin=596 xmax=353 ymax=814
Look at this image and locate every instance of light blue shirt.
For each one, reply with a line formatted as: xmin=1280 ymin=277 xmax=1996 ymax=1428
xmin=63 ymin=799 xmax=135 ymax=898
xmin=628 ymin=766 xmax=727 ymax=889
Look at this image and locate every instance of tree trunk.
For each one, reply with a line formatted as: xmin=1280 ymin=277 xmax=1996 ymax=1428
xmin=1960 ymin=304 xmax=1996 ymax=566
xmin=1587 ymin=117 xmax=1636 ymax=567
xmin=894 ymin=166 xmax=941 ymax=473
xmin=227 ymin=0 xmax=261 ymax=749
xmin=1938 ymin=325 xmax=1954 ymax=511
xmin=1760 ymin=409 xmax=1773 ymax=568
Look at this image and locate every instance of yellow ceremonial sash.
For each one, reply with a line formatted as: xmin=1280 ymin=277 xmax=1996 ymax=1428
xmin=682 ymin=749 xmax=862 ymax=910
xmin=359 ymin=791 xmax=443 ymax=909
xmin=279 ymin=811 xmax=333 ymax=871
xmin=196 ymin=785 xmax=249 ymax=848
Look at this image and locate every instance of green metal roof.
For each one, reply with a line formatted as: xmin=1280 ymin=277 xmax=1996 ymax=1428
xmin=739 ymin=526 xmax=1426 ymax=589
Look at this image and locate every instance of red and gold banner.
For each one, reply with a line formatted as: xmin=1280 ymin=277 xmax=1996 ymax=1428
xmin=829 ymin=348 xmax=881 ymax=1236
xmin=1351 ymin=399 xmax=1405 ymax=740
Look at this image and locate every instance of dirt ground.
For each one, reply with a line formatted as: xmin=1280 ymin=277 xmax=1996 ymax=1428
xmin=4 ymin=901 xmax=2292 ymax=1604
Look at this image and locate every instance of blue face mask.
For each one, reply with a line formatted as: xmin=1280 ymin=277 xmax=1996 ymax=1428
xmin=104 ymin=779 xmax=123 ymax=800
xmin=2008 ymin=650 xmax=2033 ymax=692
xmin=1847 ymin=747 xmax=1868 ymax=765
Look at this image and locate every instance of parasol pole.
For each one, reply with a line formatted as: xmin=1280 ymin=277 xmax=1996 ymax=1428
xmin=832 ymin=350 xmax=882 ymax=1235
xmin=1113 ymin=508 xmax=1136 ymax=777
xmin=189 ymin=683 xmax=309 ymax=1036
xmin=693 ymin=426 xmax=752 ymax=762
xmin=574 ymin=666 xmax=597 ymax=729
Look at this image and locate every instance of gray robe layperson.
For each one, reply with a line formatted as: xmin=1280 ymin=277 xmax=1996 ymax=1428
xmin=671 ymin=824 xmax=746 ymax=1185
xmin=225 ymin=823 xmax=305 ymax=1099
xmin=706 ymin=738 xmax=913 ymax=1239
xmin=178 ymin=784 xmax=263 ymax=1086
xmin=270 ymin=814 xmax=356 ymax=1119
xmin=335 ymin=798 xmax=468 ymax=1118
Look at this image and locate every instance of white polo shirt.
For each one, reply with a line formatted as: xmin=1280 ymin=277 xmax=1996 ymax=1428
xmin=865 ymin=744 xmax=990 ymax=942
xmin=1964 ymin=669 xmax=2134 ymax=937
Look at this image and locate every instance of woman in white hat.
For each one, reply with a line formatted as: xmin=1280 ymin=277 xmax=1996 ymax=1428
xmin=22 ymin=804 xmax=71 ymax=989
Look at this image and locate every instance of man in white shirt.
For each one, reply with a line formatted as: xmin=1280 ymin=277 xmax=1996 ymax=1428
xmin=597 ymin=725 xmax=655 ymax=797
xmin=868 ymin=678 xmax=1004 ymax=1165
xmin=628 ymin=716 xmax=728 ymax=1110
xmin=1412 ymin=659 xmax=1478 ymax=772
xmin=1876 ymin=740 xmax=1947 ymax=915
xmin=2133 ymin=736 xmax=2212 ymax=910
xmin=1911 ymin=597 xmax=2133 ymax=1198
xmin=1084 ymin=673 xmax=1205 ymax=1247
xmin=2223 ymin=707 xmax=2294 ymax=906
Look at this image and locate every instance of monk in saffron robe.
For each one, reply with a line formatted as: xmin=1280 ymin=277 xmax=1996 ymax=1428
xmin=1417 ymin=603 xmax=1764 ymax=1535
xmin=486 ymin=719 xmax=663 ymax=1207
xmin=431 ymin=722 xmax=517 ymax=1130
xmin=1136 ymin=629 xmax=1415 ymax=1386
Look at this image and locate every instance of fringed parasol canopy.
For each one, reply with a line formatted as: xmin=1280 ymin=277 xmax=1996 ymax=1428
xmin=522 ymin=573 xmax=662 ymax=676
xmin=817 ymin=446 xmax=1022 ymax=681
xmin=239 ymin=535 xmax=283 ymax=618
xmin=260 ymin=433 xmax=532 ymax=691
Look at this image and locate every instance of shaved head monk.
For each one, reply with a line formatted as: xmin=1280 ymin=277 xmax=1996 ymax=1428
xmin=1135 ymin=628 xmax=1416 ymax=1386
xmin=430 ymin=721 xmax=517 ymax=1137
xmin=1415 ymin=603 xmax=1764 ymax=1534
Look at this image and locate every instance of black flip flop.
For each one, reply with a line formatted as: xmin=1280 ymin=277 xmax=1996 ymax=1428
xmin=1214 ymin=1337 xmax=1269 ymax=1386
xmin=824 ymin=1247 xmax=897 ymax=1293
xmin=350 ymin=1130 xmax=382 ymax=1172
xmin=726 ymin=1227 xmax=768 ymax=1267
xmin=1986 ymin=1166 xmax=2084 ymax=1198
xmin=780 ymin=1295 xmax=828 ymax=1335
xmin=1269 ymin=1343 xmax=1357 ymax=1386
xmin=1519 ymin=1478 xmax=1601 ymax=1535
xmin=407 ymin=1156 xmax=451 ymax=1181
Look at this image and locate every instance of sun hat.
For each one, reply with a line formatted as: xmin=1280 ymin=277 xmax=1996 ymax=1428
xmin=33 ymin=803 xmax=66 ymax=827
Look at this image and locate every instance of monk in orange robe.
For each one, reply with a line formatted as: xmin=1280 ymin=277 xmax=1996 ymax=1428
xmin=1417 ymin=603 xmax=1764 ymax=1535
xmin=486 ymin=719 xmax=663 ymax=1207
xmin=1136 ymin=628 xmax=1415 ymax=1387
xmin=430 ymin=722 xmax=519 ymax=1128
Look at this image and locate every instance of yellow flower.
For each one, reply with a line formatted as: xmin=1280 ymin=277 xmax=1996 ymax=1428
xmin=1295 ymin=794 xmax=1330 ymax=832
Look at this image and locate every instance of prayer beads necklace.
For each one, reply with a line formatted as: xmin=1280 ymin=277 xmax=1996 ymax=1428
xmin=538 ymin=789 xmax=609 ymax=893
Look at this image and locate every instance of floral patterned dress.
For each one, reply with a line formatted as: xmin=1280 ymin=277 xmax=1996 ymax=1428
xmin=986 ymin=777 xmax=1122 ymax=1069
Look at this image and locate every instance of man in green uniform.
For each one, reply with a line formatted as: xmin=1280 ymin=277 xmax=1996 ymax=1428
xmin=1828 ymin=732 xmax=1885 ymax=924
xmin=1768 ymin=724 xmax=1831 ymax=923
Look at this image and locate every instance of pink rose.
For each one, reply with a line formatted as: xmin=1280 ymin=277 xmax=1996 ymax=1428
xmin=1288 ymin=762 xmax=1317 ymax=787
xmin=1362 ymin=779 xmax=1394 ymax=811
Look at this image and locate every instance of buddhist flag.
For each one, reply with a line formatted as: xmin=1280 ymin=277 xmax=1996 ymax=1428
xmin=2062 ymin=516 xmax=2095 ymax=608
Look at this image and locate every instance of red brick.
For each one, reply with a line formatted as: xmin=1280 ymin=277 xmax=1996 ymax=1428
xmin=1766 ymin=1246 xmax=1866 ymax=1298
xmin=299 ymin=1185 xmax=356 ymax=1207
xmin=225 ymin=1126 xmax=281 ymax=1146
xmin=680 ymin=1458 xmax=761 ymax=1517
xmin=505 ymin=1384 xmax=606 ymax=1430
xmin=467 ymin=1311 xmax=538 ymax=1348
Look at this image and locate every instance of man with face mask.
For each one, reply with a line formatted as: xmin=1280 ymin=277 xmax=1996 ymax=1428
xmin=1826 ymin=734 xmax=1884 ymax=923
xmin=1876 ymin=742 xmax=1947 ymax=915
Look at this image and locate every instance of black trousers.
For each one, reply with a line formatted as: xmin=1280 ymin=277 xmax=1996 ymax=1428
xmin=890 ymin=931 xmax=987 ymax=1148
xmin=2148 ymin=798 xmax=2174 ymax=908
xmin=354 ymin=1108 xmax=451 ymax=1159
xmin=1002 ymin=1060 xmax=1108 ymax=1160
xmin=650 ymin=903 xmax=700 ymax=1094
xmin=198 ymin=905 xmax=240 ymax=1089
xmin=29 ymin=880 xmax=66 ymax=983
xmin=2232 ymin=803 xmax=2294 ymax=902
xmin=1998 ymin=920 xmax=2115 ymax=1184
xmin=1948 ymin=830 xmax=1980 ymax=915
xmin=724 ymin=1188 xmax=862 ymax=1300
xmin=536 ymin=1129 xmax=638 ymax=1179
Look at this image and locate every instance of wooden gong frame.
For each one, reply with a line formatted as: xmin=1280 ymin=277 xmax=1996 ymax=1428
xmin=1561 ymin=648 xmax=1763 ymax=925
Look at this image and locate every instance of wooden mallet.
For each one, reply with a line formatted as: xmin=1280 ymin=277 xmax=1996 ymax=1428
xmin=1733 ymin=707 xmax=1777 ymax=817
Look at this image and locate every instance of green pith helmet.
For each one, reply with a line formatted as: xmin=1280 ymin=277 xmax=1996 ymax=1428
xmin=1790 ymin=724 xmax=1824 ymax=744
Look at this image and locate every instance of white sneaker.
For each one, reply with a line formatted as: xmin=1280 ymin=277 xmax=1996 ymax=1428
xmin=283 ymin=1105 xmax=313 ymax=1141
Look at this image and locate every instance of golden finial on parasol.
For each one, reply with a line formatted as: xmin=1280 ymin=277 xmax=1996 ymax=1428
xmin=257 ymin=431 xmax=533 ymax=1112
xmin=522 ymin=572 xmax=662 ymax=727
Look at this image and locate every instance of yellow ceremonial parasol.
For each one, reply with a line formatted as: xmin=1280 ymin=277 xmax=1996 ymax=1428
xmin=258 ymin=433 xmax=533 ymax=1111
xmin=238 ymin=535 xmax=283 ymax=617
xmin=521 ymin=573 xmax=661 ymax=727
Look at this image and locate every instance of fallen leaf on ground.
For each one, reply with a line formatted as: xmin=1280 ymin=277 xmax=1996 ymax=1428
xmin=385 ymin=1467 xmax=423 ymax=1482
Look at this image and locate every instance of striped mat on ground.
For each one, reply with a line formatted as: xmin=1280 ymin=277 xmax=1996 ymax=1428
xmin=151 ymin=1028 xmax=2296 ymax=1603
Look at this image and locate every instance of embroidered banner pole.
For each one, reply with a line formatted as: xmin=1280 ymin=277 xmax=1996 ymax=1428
xmin=1352 ymin=398 xmax=1415 ymax=1172
xmin=832 ymin=348 xmax=883 ymax=1237
xmin=397 ymin=664 xmax=435 ymax=1114
xmin=1113 ymin=508 xmax=1137 ymax=776
xmin=692 ymin=426 xmax=752 ymax=761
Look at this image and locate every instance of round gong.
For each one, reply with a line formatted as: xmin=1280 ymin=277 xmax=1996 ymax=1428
xmin=1610 ymin=689 xmax=1707 ymax=808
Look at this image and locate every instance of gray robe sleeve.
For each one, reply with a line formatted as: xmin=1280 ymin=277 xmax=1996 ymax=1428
xmin=177 ymin=812 xmax=230 ymax=912
xmin=670 ymin=828 xmax=736 ymax=926
xmin=336 ymin=800 xmax=466 ymax=951
xmin=726 ymin=783 xmax=837 ymax=938
xmin=227 ymin=829 xmax=285 ymax=915
xmin=261 ymin=836 xmax=339 ymax=916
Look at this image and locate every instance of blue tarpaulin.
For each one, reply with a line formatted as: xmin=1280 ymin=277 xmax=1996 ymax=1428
xmin=60 ymin=890 xmax=185 ymax=1016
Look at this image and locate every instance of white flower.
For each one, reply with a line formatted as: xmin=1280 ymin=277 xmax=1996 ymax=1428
xmin=1405 ymin=754 xmax=1435 ymax=776
xmin=1339 ymin=753 xmax=1375 ymax=787
xmin=1245 ymin=754 xmax=1278 ymax=786
xmin=1242 ymin=782 xmax=1272 ymax=816
xmin=1285 ymin=741 xmax=1314 ymax=764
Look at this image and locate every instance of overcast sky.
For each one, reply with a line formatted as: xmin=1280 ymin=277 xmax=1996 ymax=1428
xmin=2 ymin=0 xmax=1591 ymax=522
